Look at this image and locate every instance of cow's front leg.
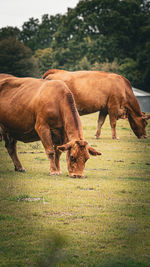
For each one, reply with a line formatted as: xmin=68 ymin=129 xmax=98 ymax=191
xmin=49 ymin=154 xmax=61 ymax=175
xmin=35 ymin=121 xmax=59 ymax=175
xmin=54 ymin=148 xmax=62 ymax=175
xmin=3 ymin=134 xmax=25 ymax=172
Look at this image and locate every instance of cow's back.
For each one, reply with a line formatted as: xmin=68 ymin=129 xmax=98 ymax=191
xmin=44 ymin=70 xmax=128 ymax=114
xmin=0 ymin=75 xmax=42 ymax=97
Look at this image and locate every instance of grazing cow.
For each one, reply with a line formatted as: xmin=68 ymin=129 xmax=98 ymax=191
xmin=0 ymin=74 xmax=101 ymax=178
xmin=43 ymin=69 xmax=150 ymax=139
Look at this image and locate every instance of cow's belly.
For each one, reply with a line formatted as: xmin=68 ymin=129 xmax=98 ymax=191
xmin=76 ymin=98 xmax=107 ymax=116
xmin=10 ymin=129 xmax=40 ymax=143
xmin=77 ymin=105 xmax=102 ymax=115
xmin=0 ymin=108 xmax=38 ymax=142
xmin=2 ymin=125 xmax=40 ymax=143
xmin=76 ymin=103 xmax=98 ymax=115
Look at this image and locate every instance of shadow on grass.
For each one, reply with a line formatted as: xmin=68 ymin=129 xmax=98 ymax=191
xmin=35 ymin=230 xmax=67 ymax=267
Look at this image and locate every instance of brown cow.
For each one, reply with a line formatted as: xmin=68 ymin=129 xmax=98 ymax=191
xmin=43 ymin=69 xmax=150 ymax=139
xmin=0 ymin=74 xmax=101 ymax=178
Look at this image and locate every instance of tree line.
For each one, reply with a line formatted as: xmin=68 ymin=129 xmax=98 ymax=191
xmin=0 ymin=0 xmax=150 ymax=92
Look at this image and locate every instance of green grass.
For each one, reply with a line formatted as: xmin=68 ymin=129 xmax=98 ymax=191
xmin=0 ymin=113 xmax=150 ymax=267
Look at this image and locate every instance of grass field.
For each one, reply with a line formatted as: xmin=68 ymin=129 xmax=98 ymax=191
xmin=0 ymin=113 xmax=150 ymax=267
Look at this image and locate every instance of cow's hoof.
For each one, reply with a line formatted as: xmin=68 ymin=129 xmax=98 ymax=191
xmin=112 ymin=137 xmax=120 ymax=140
xmin=95 ymin=133 xmax=100 ymax=139
xmin=50 ymin=171 xmax=61 ymax=176
xmin=15 ymin=167 xmax=26 ymax=172
xmin=140 ymin=135 xmax=147 ymax=139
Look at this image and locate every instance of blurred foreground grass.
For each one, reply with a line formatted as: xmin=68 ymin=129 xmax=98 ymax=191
xmin=0 ymin=113 xmax=150 ymax=267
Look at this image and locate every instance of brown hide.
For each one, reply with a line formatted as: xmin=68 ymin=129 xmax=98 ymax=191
xmin=0 ymin=74 xmax=101 ymax=177
xmin=43 ymin=69 xmax=149 ymax=139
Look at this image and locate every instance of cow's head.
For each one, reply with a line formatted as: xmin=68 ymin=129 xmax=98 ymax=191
xmin=128 ymin=113 xmax=150 ymax=138
xmin=57 ymin=140 xmax=101 ymax=178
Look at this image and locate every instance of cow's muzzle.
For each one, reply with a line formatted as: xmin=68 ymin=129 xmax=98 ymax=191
xmin=139 ymin=134 xmax=147 ymax=139
xmin=70 ymin=173 xmax=83 ymax=178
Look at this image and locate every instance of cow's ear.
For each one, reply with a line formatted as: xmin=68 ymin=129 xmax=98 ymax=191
xmin=142 ymin=114 xmax=150 ymax=120
xmin=57 ymin=141 xmax=73 ymax=152
xmin=88 ymin=146 xmax=102 ymax=156
xmin=142 ymin=112 xmax=150 ymax=120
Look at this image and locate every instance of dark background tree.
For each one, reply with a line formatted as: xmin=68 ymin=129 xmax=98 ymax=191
xmin=0 ymin=0 xmax=149 ymax=92
xmin=19 ymin=14 xmax=62 ymax=51
xmin=0 ymin=37 xmax=39 ymax=77
xmin=0 ymin=26 xmax=21 ymax=41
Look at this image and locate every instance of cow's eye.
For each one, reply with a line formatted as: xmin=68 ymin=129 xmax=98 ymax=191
xmin=70 ymin=155 xmax=76 ymax=162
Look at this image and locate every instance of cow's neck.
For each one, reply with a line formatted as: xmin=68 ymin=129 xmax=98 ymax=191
xmin=63 ymin=116 xmax=83 ymax=142
xmin=127 ymin=103 xmax=143 ymax=136
xmin=126 ymin=89 xmax=142 ymax=118
xmin=61 ymin=92 xmax=83 ymax=142
xmin=127 ymin=101 xmax=142 ymax=123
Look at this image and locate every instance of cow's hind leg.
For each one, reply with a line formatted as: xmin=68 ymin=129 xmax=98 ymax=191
xmin=108 ymin=111 xmax=119 ymax=140
xmin=4 ymin=134 xmax=25 ymax=172
xmin=95 ymin=110 xmax=107 ymax=139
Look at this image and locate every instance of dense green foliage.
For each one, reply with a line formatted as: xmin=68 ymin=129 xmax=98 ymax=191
xmin=0 ymin=37 xmax=39 ymax=77
xmin=0 ymin=0 xmax=150 ymax=91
